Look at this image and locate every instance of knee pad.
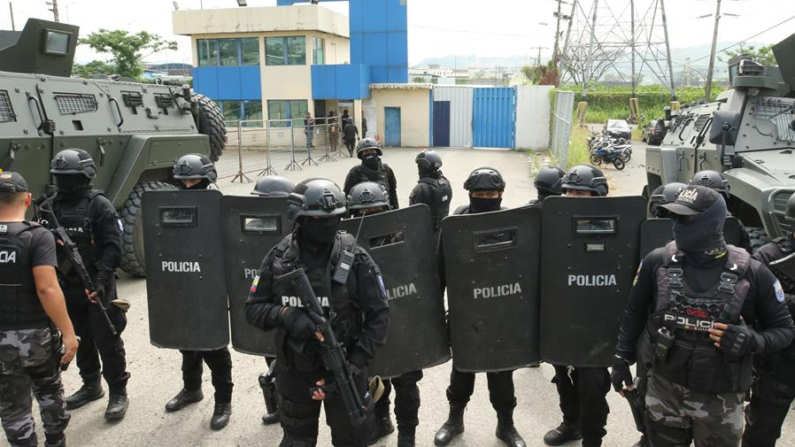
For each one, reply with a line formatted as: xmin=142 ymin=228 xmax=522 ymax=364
xmin=279 ymin=398 xmax=319 ymax=439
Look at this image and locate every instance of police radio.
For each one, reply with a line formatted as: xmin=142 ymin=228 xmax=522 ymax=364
xmin=333 ymin=212 xmax=366 ymax=285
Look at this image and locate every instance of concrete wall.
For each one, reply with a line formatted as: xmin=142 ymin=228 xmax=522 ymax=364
xmin=370 ymin=87 xmax=431 ymax=148
xmin=173 ymin=5 xmax=349 ymax=38
xmin=515 ymin=85 xmax=554 ymax=150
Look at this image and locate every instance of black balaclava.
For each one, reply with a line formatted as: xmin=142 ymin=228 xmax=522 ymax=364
xmin=298 ymin=216 xmax=341 ymax=248
xmin=469 ymin=194 xmax=502 ymax=213
xmin=362 ymin=153 xmax=380 ymax=170
xmin=673 ymin=197 xmax=728 ymax=266
xmin=180 ymin=179 xmax=210 ymax=190
xmin=55 ymin=175 xmax=91 ymax=202
xmin=418 ymin=165 xmax=436 ymax=180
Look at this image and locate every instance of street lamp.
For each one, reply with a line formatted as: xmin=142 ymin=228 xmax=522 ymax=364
xmin=237 ymin=0 xmax=247 ymax=6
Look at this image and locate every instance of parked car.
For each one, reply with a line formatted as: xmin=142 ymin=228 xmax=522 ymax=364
xmin=605 ymin=119 xmax=632 ymax=141
xmin=641 ymin=118 xmax=667 ymax=146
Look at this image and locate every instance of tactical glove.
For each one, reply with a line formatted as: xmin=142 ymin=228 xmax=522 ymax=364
xmin=610 ymin=356 xmax=633 ymax=392
xmin=719 ymin=323 xmax=760 ymax=357
xmin=281 ymin=307 xmax=318 ymax=340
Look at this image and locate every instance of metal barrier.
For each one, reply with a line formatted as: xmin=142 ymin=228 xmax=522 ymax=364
xmin=550 ymin=91 xmax=575 ymax=169
xmin=218 ymin=118 xmax=344 ymax=181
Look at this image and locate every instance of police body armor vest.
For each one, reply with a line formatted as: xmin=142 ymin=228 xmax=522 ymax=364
xmin=651 ymin=241 xmax=753 ymax=393
xmin=419 ymin=175 xmax=452 ymax=230
xmin=0 ymin=222 xmax=48 ymax=330
xmin=354 ymin=165 xmax=391 ymax=194
xmin=271 ymin=231 xmax=362 ymax=371
xmin=53 ymin=190 xmax=102 ymax=277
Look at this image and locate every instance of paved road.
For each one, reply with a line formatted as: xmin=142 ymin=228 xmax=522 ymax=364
xmin=53 ymin=145 xmax=795 ymax=447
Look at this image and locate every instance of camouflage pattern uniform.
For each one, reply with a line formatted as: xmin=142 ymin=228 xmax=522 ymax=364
xmin=0 ymin=328 xmax=69 ymax=447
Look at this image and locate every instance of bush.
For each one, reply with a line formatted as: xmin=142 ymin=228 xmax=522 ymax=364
xmin=567 ymin=125 xmax=591 ymax=169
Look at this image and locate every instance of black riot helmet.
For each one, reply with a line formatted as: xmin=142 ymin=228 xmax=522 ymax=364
xmin=534 ymin=166 xmax=566 ymax=198
xmin=356 ymin=138 xmax=383 ymax=158
xmin=287 ymin=178 xmax=348 ymax=222
xmin=464 ymin=167 xmax=506 ymax=192
xmin=251 ymin=176 xmax=295 ymax=198
xmin=561 ymin=165 xmax=609 ymax=197
xmin=416 ymin=150 xmax=443 ymax=173
xmin=347 ymin=181 xmax=390 ymax=215
xmin=172 ymin=154 xmax=218 ymax=183
xmin=50 ymin=149 xmax=97 ymax=178
xmin=691 ymin=170 xmax=730 ymax=200
xmin=649 ymin=182 xmax=687 ymax=218
xmin=786 ymin=191 xmax=795 ymax=223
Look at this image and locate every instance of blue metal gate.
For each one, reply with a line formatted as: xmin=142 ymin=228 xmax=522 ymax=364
xmin=473 ymin=87 xmax=516 ymax=148
xmin=385 ymin=107 xmax=401 ymax=147
xmin=433 ymin=101 xmax=451 ymax=147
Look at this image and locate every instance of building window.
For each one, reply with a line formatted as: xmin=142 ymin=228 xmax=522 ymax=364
xmin=265 ymin=36 xmax=306 ymax=66
xmin=221 ymin=100 xmax=242 ymax=124
xmin=197 ymin=39 xmax=218 ymax=67
xmin=243 ymin=100 xmax=263 ymax=122
xmin=219 ymin=100 xmax=264 ymax=127
xmin=312 ymin=37 xmax=325 ymax=65
xmin=196 ymin=38 xmax=259 ymax=67
xmin=267 ymin=100 xmax=308 ymax=126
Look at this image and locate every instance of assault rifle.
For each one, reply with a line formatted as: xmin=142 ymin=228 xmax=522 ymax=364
xmin=259 ymin=359 xmax=279 ymax=416
xmin=39 ymin=196 xmax=117 ymax=336
xmin=624 ymin=377 xmax=645 ymax=433
xmin=277 ymin=268 xmax=367 ymax=426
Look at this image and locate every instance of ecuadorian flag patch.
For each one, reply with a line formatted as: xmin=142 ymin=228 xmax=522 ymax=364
xmin=250 ymin=275 xmax=260 ymax=293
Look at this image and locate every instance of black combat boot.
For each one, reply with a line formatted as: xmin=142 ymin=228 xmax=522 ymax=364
xmin=543 ymin=422 xmax=582 ymax=446
xmin=632 ymin=435 xmax=648 ymax=447
xmin=105 ymin=390 xmax=128 ymax=421
xmin=211 ymin=402 xmax=232 ymax=430
xmin=582 ymin=440 xmax=602 ymax=447
xmin=433 ymin=404 xmax=465 ymax=446
xmin=262 ymin=410 xmax=279 ymax=425
xmin=165 ymin=389 xmax=204 ymax=412
xmin=396 ymin=427 xmax=416 ymax=447
xmin=496 ymin=410 xmax=527 ymax=447
xmin=44 ymin=432 xmax=66 ymax=447
xmin=367 ymin=414 xmax=395 ymax=445
xmin=65 ymin=380 xmax=104 ymax=410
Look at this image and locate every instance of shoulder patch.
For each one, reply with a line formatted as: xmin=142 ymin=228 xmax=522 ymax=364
xmin=377 ymin=274 xmax=387 ymax=299
xmin=774 ymin=280 xmax=786 ymax=303
xmin=250 ymin=275 xmax=261 ymax=294
xmin=633 ymin=260 xmax=643 ymax=286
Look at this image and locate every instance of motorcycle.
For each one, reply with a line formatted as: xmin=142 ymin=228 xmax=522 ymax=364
xmin=589 ymin=146 xmax=627 ymax=170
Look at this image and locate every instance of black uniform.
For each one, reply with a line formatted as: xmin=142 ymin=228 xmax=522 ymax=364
xmin=344 ymin=164 xmax=399 ymax=210
xmin=743 ymin=236 xmax=795 ymax=447
xmin=409 ymin=172 xmax=452 ymax=234
xmin=51 ymin=189 xmax=129 ymax=394
xmin=246 ymin=231 xmax=389 ymax=446
xmin=343 ymin=123 xmax=359 ymax=157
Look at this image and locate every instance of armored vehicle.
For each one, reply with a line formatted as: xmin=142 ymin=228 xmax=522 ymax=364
xmin=644 ymin=33 xmax=795 ymax=247
xmin=0 ymin=18 xmax=226 ymax=276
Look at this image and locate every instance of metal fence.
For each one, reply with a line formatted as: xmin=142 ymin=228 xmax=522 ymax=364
xmin=217 ymin=118 xmax=350 ymax=182
xmin=550 ymin=91 xmax=575 ymax=169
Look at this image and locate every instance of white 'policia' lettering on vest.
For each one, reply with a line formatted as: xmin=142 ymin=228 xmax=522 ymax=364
xmin=386 ymin=283 xmax=417 ymax=300
xmin=473 ymin=282 xmax=522 ymax=299
xmin=243 ymin=268 xmax=258 ymax=280
xmin=282 ymin=296 xmax=331 ymax=308
xmin=0 ymin=251 xmax=17 ymax=263
xmin=567 ymin=274 xmax=617 ymax=287
xmin=162 ymin=261 xmax=201 ymax=273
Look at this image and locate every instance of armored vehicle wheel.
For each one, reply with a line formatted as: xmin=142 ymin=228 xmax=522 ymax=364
xmin=119 ymin=182 xmax=178 ymax=277
xmin=613 ymin=159 xmax=626 ymax=170
xmin=746 ymin=227 xmax=771 ymax=253
xmin=192 ymin=93 xmax=226 ymax=162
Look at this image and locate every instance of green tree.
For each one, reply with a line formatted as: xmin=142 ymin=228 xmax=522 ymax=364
xmin=721 ymin=44 xmax=776 ymax=67
xmin=72 ymin=60 xmax=116 ymax=79
xmin=79 ymin=29 xmax=178 ymax=79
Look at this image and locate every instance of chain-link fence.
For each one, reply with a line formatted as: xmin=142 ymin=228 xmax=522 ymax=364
xmin=550 ymin=91 xmax=575 ymax=169
xmin=217 ymin=118 xmax=350 ymax=182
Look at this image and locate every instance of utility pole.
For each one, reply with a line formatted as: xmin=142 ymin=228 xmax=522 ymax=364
xmin=9 ymin=2 xmax=15 ymax=31
xmin=660 ymin=0 xmax=677 ymax=99
xmin=559 ymin=0 xmax=577 ymax=86
xmin=553 ymin=0 xmax=563 ymax=85
xmin=583 ymin=0 xmax=599 ymax=98
xmin=705 ymin=0 xmax=722 ymax=101
xmin=630 ymin=0 xmax=636 ymax=98
xmin=47 ymin=0 xmax=60 ymax=22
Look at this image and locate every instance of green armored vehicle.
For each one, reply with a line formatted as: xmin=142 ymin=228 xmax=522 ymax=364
xmin=645 ymin=33 xmax=795 ymax=246
xmin=0 ymin=18 xmax=226 ymax=276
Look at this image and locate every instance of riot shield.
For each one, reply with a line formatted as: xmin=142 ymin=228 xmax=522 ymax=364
xmin=540 ymin=196 xmax=646 ymax=367
xmin=221 ymin=196 xmax=290 ymax=356
xmin=142 ymin=190 xmax=229 ymax=350
xmin=441 ymin=206 xmax=541 ymax=373
xmin=340 ymin=205 xmax=449 ymax=378
xmin=639 ymin=216 xmax=744 ymax=259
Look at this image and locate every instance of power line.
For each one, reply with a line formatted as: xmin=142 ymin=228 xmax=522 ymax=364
xmin=409 ymin=24 xmax=550 ymax=39
xmin=690 ymin=12 xmax=795 ymax=62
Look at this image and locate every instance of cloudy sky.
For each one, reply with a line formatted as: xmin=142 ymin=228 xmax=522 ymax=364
xmin=6 ymin=0 xmax=795 ymax=68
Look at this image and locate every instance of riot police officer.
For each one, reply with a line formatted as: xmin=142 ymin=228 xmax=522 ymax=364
xmin=435 ymin=167 xmax=526 ymax=447
xmin=743 ymin=191 xmax=795 ymax=447
xmin=690 ymin=170 xmax=752 ymax=252
xmin=648 ymin=182 xmax=687 ymax=218
xmin=0 ymin=172 xmax=77 ymax=447
xmin=246 ymin=178 xmax=390 ymax=447
xmin=543 ymin=165 xmax=611 ymax=447
xmin=251 ymin=174 xmax=296 ymax=426
xmin=343 ymin=138 xmax=399 ymax=210
xmin=164 ymin=154 xmax=233 ymax=431
xmin=527 ymin=165 xmax=565 ymax=207
xmin=47 ymin=149 xmax=130 ymax=421
xmin=612 ymin=185 xmax=795 ymax=447
xmin=409 ymin=150 xmax=452 ymax=237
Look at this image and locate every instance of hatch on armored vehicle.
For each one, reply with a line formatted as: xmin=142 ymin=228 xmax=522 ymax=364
xmin=0 ymin=18 xmax=227 ymax=276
